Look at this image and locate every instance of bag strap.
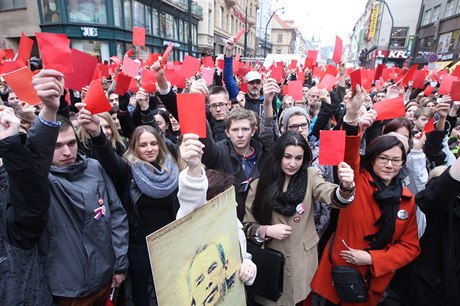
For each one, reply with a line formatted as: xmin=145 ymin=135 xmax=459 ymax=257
xmin=328 ymin=232 xmax=336 ymax=266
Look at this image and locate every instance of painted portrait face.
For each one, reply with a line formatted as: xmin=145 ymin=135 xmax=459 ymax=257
xmin=189 ymin=244 xmax=227 ymax=306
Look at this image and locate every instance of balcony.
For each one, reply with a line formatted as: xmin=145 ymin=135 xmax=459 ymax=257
xmin=224 ymin=0 xmax=237 ymax=7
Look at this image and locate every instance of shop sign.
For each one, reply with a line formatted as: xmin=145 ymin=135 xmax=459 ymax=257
xmin=440 ymin=53 xmax=454 ymax=60
xmin=163 ymin=41 xmax=181 ymax=48
xmin=368 ymin=6 xmax=379 ymax=39
xmin=81 ymin=27 xmax=98 ymax=37
xmin=375 ymin=49 xmax=409 ymax=59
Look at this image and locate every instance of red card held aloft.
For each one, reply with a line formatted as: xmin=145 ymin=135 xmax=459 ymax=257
xmin=373 ymin=96 xmax=406 ymax=121
xmin=2 ymin=67 xmax=41 ymax=105
xmin=123 ymin=56 xmax=140 ymax=78
xmin=180 ymin=55 xmax=201 ymax=79
xmin=290 ymin=59 xmax=297 ymax=70
xmin=234 ymin=28 xmax=245 ymax=42
xmin=350 ymin=69 xmax=361 ymax=94
xmin=412 ymin=70 xmax=427 ymax=89
xmin=325 ymin=64 xmax=338 ymax=77
xmin=84 ymin=79 xmax=112 ymax=114
xmin=64 ymin=49 xmax=98 ymax=91
xmin=240 ymin=82 xmax=248 ymax=94
xmin=288 ymin=80 xmax=303 ymax=101
xmin=141 ymin=68 xmax=157 ymax=93
xmin=201 ymin=67 xmax=214 ymax=86
xmin=374 ymin=64 xmax=385 ymax=81
xmin=15 ymin=33 xmax=34 ymax=68
xmin=177 ymin=93 xmax=206 ymax=137
xmin=438 ymin=75 xmax=458 ymax=95
xmin=307 ymin=50 xmax=318 ymax=65
xmin=424 ymin=85 xmax=434 ymax=96
xmin=450 ymin=81 xmax=460 ymax=101
xmin=114 ymin=73 xmax=132 ymax=95
xmin=4 ymin=49 xmax=15 ymax=60
xmin=110 ymin=56 xmax=122 ymax=66
xmin=202 ymin=56 xmax=214 ymax=68
xmin=132 ymin=27 xmax=146 ymax=46
xmin=36 ymin=32 xmax=73 ymax=74
xmin=401 ymin=65 xmax=418 ymax=88
xmin=317 ymin=74 xmax=336 ymax=91
xmin=146 ymin=53 xmax=160 ymax=66
xmin=0 ymin=49 xmax=5 ymax=61
xmin=423 ymin=118 xmax=435 ymax=134
xmin=319 ymin=130 xmax=346 ymax=166
xmin=332 ymin=35 xmax=343 ymax=64
xmin=161 ymin=42 xmax=174 ymax=65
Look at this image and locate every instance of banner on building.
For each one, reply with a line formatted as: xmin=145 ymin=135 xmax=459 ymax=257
xmin=369 ymin=6 xmax=379 ymax=39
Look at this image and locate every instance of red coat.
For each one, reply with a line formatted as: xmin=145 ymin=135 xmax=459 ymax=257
xmin=311 ymin=133 xmax=420 ymax=306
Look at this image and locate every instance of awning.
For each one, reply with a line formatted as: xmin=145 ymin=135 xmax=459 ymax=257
xmin=449 ymin=61 xmax=460 ymax=72
xmin=433 ymin=61 xmax=452 ymax=70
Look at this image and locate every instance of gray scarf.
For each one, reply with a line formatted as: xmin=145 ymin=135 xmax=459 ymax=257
xmin=131 ymin=155 xmax=179 ymax=198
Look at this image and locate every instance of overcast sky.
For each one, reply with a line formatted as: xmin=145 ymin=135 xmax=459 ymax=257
xmin=273 ymin=0 xmax=369 ymax=47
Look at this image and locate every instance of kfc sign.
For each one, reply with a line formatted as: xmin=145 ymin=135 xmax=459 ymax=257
xmin=376 ymin=50 xmax=409 ymax=59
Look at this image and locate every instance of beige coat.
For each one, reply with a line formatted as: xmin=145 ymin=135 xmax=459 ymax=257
xmin=244 ymin=167 xmax=344 ymax=306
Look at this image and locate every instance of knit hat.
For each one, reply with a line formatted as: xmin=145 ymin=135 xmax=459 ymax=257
xmin=281 ymin=106 xmax=310 ymax=132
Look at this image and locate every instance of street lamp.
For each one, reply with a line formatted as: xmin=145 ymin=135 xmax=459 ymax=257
xmin=264 ymin=7 xmax=285 ymax=57
xmin=376 ymin=0 xmax=394 ymax=64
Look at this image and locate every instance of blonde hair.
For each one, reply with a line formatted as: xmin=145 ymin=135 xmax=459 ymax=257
xmin=428 ymin=166 xmax=448 ymax=181
xmin=77 ymin=112 xmax=124 ymax=151
xmin=123 ymin=125 xmax=169 ymax=168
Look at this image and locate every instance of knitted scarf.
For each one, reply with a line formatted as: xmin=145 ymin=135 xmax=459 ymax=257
xmin=131 ymin=155 xmax=179 ymax=199
xmin=365 ymin=170 xmax=403 ymax=250
xmin=272 ymin=170 xmax=308 ymax=216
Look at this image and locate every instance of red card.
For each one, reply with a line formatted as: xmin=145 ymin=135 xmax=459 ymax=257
xmin=99 ymin=64 xmax=110 ymax=78
xmin=282 ymin=85 xmax=289 ymax=96
xmin=307 ymin=50 xmax=318 ymax=65
xmin=201 ymin=67 xmax=214 ymax=86
xmin=177 ymin=93 xmax=206 ymax=137
xmin=452 ymin=65 xmax=460 ymax=78
xmin=0 ymin=49 xmax=5 ymax=61
xmin=304 ymin=57 xmax=314 ymax=69
xmin=312 ymin=66 xmax=322 ymax=79
xmin=412 ymin=70 xmax=427 ymax=89
xmin=36 ymin=32 xmax=73 ymax=74
xmin=180 ymin=55 xmax=201 ymax=78
xmin=128 ymin=77 xmax=139 ymax=93
xmin=288 ymin=80 xmax=303 ymax=101
xmin=0 ymin=61 xmax=17 ymax=74
xmin=360 ymin=69 xmax=374 ymax=91
xmin=332 ymin=35 xmax=343 ymax=64
xmin=161 ymin=42 xmax=174 ymax=65
xmin=2 ymin=67 xmax=41 ymax=105
xmin=123 ymin=55 xmax=140 ymax=78
xmin=114 ymin=73 xmax=132 ymax=94
xmin=15 ymin=33 xmax=34 ymax=68
xmin=4 ymin=49 xmax=15 ymax=60
xmin=132 ymin=27 xmax=146 ymax=46
xmin=290 ymin=59 xmax=297 ymax=70
xmin=319 ymin=130 xmax=346 ymax=165
xmin=110 ymin=56 xmax=122 ymax=66
xmin=317 ymin=74 xmax=336 ymax=91
xmin=240 ymin=82 xmax=248 ymax=94
xmin=325 ymin=64 xmax=338 ymax=77
xmin=202 ymin=56 xmax=214 ymax=68
xmin=64 ymin=49 xmax=98 ymax=91
xmin=424 ymin=85 xmax=434 ymax=96
xmin=374 ymin=64 xmax=385 ymax=81
xmin=146 ymin=53 xmax=160 ymax=66
xmin=401 ymin=65 xmax=418 ymax=88
xmin=217 ymin=59 xmax=224 ymax=70
xmin=438 ymin=75 xmax=457 ymax=95
xmin=423 ymin=118 xmax=435 ymax=134
xmin=84 ymin=79 xmax=112 ymax=114
xmin=450 ymin=81 xmax=460 ymax=101
xmin=350 ymin=69 xmax=361 ymax=94
xmin=141 ymin=68 xmax=157 ymax=93
xmin=373 ymin=97 xmax=406 ymax=121
xmin=234 ymin=28 xmax=245 ymax=42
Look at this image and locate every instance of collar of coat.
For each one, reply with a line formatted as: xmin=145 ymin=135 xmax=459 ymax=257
xmin=363 ymin=169 xmax=413 ymax=200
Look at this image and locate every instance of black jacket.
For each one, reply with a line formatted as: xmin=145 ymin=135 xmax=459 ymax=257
xmin=393 ymin=168 xmax=460 ymax=306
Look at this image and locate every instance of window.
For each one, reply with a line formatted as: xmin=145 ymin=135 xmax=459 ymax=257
xmin=250 ymin=3 xmax=253 ymax=16
xmin=67 ymin=0 xmax=107 ymax=24
xmin=161 ymin=13 xmax=174 ymax=39
xmin=145 ymin=7 xmax=151 ymax=34
xmin=113 ymin=0 xmax=122 ymax=27
xmin=423 ymin=9 xmax=432 ymax=25
xmin=133 ymin=1 xmax=145 ymax=28
xmin=437 ymin=30 xmax=460 ymax=53
xmin=227 ymin=14 xmax=230 ymax=32
xmin=124 ymin=0 xmax=132 ymax=28
xmin=72 ymin=39 xmax=110 ymax=62
xmin=457 ymin=1 xmax=460 ymax=14
xmin=41 ymin=0 xmax=59 ymax=22
xmin=231 ymin=16 xmax=234 ymax=35
xmin=277 ymin=34 xmax=283 ymax=43
xmin=219 ymin=6 xmax=224 ymax=28
xmin=432 ymin=5 xmax=440 ymax=22
xmin=390 ymin=27 xmax=409 ymax=47
xmin=152 ymin=8 xmax=159 ymax=36
xmin=179 ymin=19 xmax=184 ymax=42
xmin=276 ymin=48 xmax=282 ymax=54
xmin=0 ymin=0 xmax=26 ymax=11
xmin=421 ymin=36 xmax=434 ymax=48
xmin=208 ymin=9 xmax=212 ymax=32
xmin=445 ymin=0 xmax=455 ymax=17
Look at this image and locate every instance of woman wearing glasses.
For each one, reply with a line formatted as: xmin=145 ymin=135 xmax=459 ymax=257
xmin=311 ymin=86 xmax=420 ymax=306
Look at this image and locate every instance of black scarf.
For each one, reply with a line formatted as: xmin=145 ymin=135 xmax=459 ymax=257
xmin=272 ymin=170 xmax=308 ymax=216
xmin=365 ymin=170 xmax=403 ymax=250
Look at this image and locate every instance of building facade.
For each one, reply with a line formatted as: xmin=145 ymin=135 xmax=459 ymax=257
xmin=414 ymin=0 xmax=460 ymax=69
xmin=0 ymin=0 xmax=204 ymax=62
xmin=349 ymin=0 xmax=422 ymax=68
xmin=270 ymin=14 xmax=295 ymax=54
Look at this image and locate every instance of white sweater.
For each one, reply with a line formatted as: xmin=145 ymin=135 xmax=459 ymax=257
xmin=176 ymin=166 xmax=256 ymax=285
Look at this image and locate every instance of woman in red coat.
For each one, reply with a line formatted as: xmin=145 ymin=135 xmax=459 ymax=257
xmin=311 ymin=86 xmax=420 ymax=306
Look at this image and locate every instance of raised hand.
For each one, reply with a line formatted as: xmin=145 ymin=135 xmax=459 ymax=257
xmin=180 ymin=133 xmax=205 ymax=177
xmin=337 ymin=161 xmax=354 ymax=190
xmin=75 ymin=103 xmax=101 ymax=137
xmin=0 ymin=106 xmax=20 ymax=140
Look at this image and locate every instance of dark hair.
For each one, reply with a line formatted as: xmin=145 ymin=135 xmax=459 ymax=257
xmin=152 ymin=108 xmax=176 ymax=143
xmin=56 ymin=114 xmax=75 ymax=133
xmin=206 ymin=169 xmax=236 ymax=201
xmin=383 ymin=117 xmax=413 ymax=144
xmin=252 ymin=131 xmax=312 ymax=225
xmin=208 ymin=86 xmax=229 ymax=101
xmin=361 ymin=135 xmax=407 ymax=171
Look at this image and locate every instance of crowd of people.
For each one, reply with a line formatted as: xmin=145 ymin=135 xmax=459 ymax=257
xmin=1 ymin=34 xmax=460 ymax=306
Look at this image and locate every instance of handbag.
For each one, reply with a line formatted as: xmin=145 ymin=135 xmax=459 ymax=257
xmin=328 ymin=233 xmax=369 ymax=303
xmin=246 ymin=240 xmax=285 ymax=302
